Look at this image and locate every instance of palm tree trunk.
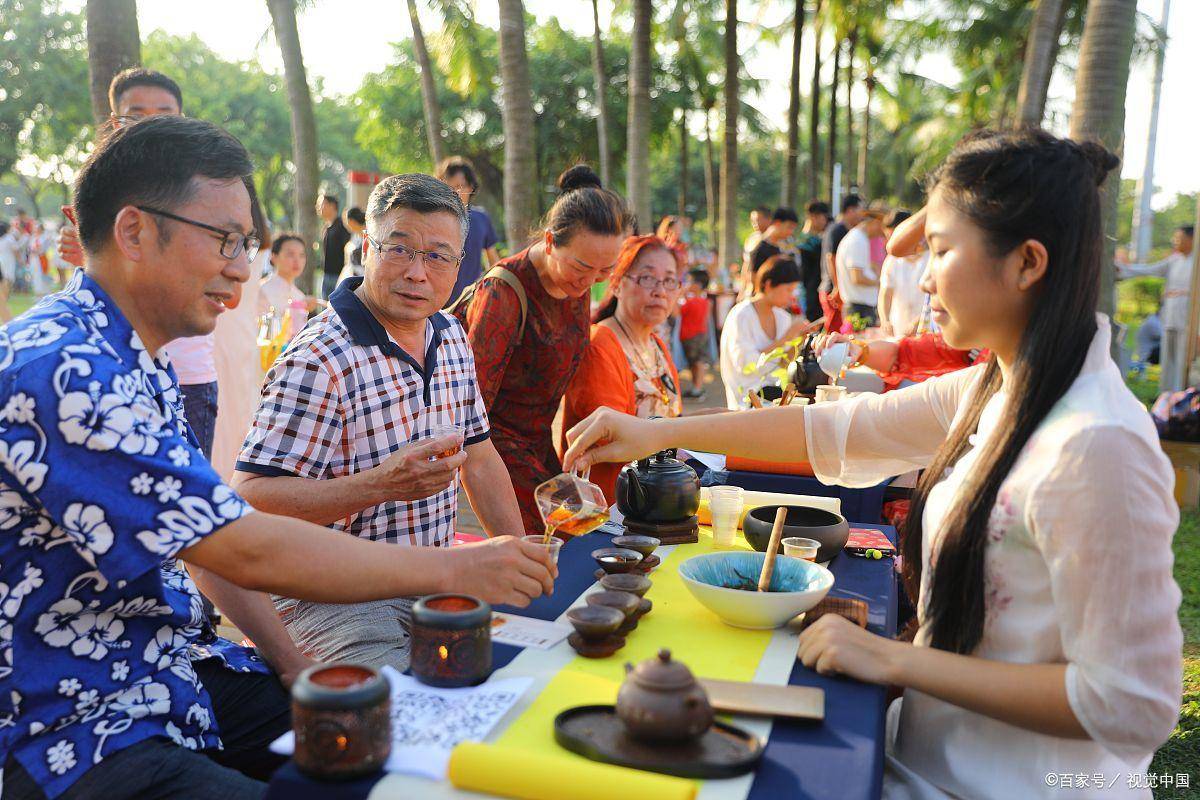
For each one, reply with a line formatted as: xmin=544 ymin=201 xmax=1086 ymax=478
xmin=844 ymin=27 xmax=857 ymax=185
xmin=678 ymin=114 xmax=689 ymax=218
xmin=590 ymin=0 xmax=612 ymax=188
xmin=781 ymin=0 xmax=804 ymax=209
xmin=808 ymin=0 xmax=823 ymax=200
xmin=497 ymin=0 xmax=538 ymax=248
xmin=628 ymin=0 xmax=653 ymax=227
xmin=407 ymin=0 xmax=445 ymax=165
xmin=1068 ymin=0 xmax=1137 ymax=322
xmin=857 ymin=71 xmax=874 ymax=191
xmin=85 ymin=0 xmax=140 ymax=125
xmin=703 ymin=105 xmax=717 ymax=246
xmin=718 ymin=0 xmax=740 ymax=271
xmin=267 ymin=0 xmax=320 ymax=296
xmin=1015 ymin=0 xmax=1068 ymax=129
xmin=826 ymin=36 xmax=840 ymax=200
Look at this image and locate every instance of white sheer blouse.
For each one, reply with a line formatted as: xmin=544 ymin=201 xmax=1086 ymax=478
xmin=803 ymin=317 xmax=1182 ymax=799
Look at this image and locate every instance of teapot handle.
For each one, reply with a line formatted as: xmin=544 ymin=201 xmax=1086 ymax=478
xmin=628 ymin=465 xmax=647 ymax=514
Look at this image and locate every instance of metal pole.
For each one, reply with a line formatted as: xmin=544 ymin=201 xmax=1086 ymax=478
xmin=1131 ymin=0 xmax=1170 ymax=262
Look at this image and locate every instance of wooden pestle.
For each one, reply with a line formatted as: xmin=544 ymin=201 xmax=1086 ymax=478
xmin=758 ymin=507 xmax=788 ymax=592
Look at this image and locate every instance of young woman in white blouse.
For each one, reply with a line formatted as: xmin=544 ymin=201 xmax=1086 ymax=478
xmin=719 ymin=256 xmax=816 ymax=409
xmin=563 ymin=129 xmax=1182 ymax=798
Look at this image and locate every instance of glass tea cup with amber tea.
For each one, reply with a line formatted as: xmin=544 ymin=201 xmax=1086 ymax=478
xmin=535 ymin=468 xmax=610 ymax=542
xmin=424 ymin=423 xmax=465 ymax=460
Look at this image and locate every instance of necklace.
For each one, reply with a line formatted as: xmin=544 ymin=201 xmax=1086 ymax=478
xmin=613 ymin=315 xmax=657 ymax=374
xmin=611 ymin=315 xmax=678 ymax=411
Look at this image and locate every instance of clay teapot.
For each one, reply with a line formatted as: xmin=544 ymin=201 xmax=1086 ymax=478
xmin=616 ymin=450 xmax=701 ymax=525
xmin=616 ymin=649 xmax=713 ymax=742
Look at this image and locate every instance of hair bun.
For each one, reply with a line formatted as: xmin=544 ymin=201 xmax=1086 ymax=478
xmin=1076 ymin=140 xmax=1120 ymax=187
xmin=557 ymin=163 xmax=602 ymax=194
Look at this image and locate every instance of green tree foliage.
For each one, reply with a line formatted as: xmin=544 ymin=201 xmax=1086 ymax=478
xmin=0 ymin=0 xmax=91 ymax=204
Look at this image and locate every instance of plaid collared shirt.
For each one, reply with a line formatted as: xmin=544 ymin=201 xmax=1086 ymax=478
xmin=236 ymin=278 xmax=489 ymax=546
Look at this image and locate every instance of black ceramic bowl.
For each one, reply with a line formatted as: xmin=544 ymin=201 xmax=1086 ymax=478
xmin=742 ymin=505 xmax=849 ymax=563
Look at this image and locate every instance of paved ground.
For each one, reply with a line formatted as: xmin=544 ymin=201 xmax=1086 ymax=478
xmin=456 ymin=364 xmax=729 ymax=535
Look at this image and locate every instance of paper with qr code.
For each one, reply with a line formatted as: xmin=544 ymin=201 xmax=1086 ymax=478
xmin=490 ymin=612 xmax=571 ymax=650
xmin=270 ymin=666 xmax=532 ymax=779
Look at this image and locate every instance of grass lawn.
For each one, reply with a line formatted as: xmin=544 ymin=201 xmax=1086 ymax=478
xmin=1152 ymin=509 xmax=1200 ymax=797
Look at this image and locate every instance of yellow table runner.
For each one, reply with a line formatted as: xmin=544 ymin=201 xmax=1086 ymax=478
xmin=496 ymin=529 xmax=769 ymax=759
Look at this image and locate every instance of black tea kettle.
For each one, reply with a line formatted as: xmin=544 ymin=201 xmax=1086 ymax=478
xmin=616 ymin=450 xmax=701 ymax=525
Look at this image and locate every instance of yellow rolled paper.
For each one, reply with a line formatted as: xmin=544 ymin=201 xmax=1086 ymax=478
xmin=447 ymin=742 xmax=696 ymax=800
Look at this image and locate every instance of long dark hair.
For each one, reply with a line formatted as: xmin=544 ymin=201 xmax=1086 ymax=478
xmin=903 ymin=129 xmax=1119 ymax=655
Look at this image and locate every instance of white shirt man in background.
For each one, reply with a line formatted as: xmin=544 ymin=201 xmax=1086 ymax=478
xmin=1118 ymin=224 xmax=1195 ymax=393
xmin=834 ymin=208 xmax=887 ymax=327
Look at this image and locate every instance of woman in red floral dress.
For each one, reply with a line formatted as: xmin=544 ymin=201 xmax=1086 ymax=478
xmin=455 ymin=165 xmax=632 ymax=533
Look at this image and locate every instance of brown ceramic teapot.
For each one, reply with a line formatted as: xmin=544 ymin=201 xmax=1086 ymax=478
xmin=616 ymin=649 xmax=713 ymax=742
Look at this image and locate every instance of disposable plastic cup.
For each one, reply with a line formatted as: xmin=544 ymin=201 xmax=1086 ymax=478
xmin=709 ymin=486 xmax=745 ymax=514
xmin=711 ymin=512 xmax=740 ymax=548
xmin=521 ymin=534 xmax=563 ymax=565
xmin=815 ymin=385 xmax=847 ymax=404
xmin=782 ymin=536 xmax=820 ymax=561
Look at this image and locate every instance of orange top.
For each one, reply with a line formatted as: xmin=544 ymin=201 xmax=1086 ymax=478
xmin=559 ymin=324 xmax=681 ymax=504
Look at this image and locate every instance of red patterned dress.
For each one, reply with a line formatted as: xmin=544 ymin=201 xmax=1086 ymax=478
xmin=454 ymin=248 xmax=591 ymax=533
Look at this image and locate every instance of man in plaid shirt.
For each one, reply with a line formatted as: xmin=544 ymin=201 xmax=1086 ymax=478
xmin=233 ymin=174 xmax=540 ymax=670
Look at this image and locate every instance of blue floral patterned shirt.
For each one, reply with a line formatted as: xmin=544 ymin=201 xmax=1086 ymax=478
xmin=0 ymin=272 xmax=269 ymax=798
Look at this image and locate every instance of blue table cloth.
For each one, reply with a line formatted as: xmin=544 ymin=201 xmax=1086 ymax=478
xmin=268 ymin=528 xmax=897 ymax=800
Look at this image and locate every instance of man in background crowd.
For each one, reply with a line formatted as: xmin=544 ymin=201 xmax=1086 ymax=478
xmin=797 ymin=200 xmax=830 ymax=320
xmin=318 ymin=193 xmax=351 ymax=299
xmin=834 ymin=205 xmax=887 ymax=327
xmin=437 ymin=156 xmax=500 ymax=306
xmin=1118 ymin=224 xmax=1196 ymax=393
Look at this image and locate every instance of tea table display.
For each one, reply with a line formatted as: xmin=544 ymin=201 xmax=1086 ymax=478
xmin=265 ymin=524 xmax=898 ymax=800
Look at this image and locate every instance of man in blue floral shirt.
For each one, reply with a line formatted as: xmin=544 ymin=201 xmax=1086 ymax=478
xmin=0 ymin=117 xmax=554 ymax=799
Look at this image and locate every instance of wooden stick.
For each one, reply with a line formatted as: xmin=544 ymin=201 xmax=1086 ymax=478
xmin=758 ymin=507 xmax=788 ymax=592
xmin=747 ymin=389 xmax=763 ymax=409
xmin=780 ymin=386 xmax=797 ymax=406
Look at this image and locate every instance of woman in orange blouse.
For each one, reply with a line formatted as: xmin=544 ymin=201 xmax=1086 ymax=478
xmin=559 ymin=235 xmax=685 ymax=502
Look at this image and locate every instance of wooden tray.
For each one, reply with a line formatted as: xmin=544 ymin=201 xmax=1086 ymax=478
xmin=553 ymin=705 xmax=763 ymax=779
xmin=698 ymin=679 xmax=824 ymax=721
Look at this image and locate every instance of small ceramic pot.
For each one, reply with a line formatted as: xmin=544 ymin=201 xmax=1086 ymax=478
xmin=616 ymin=649 xmax=714 ymax=742
xmin=292 ymin=663 xmax=391 ymax=780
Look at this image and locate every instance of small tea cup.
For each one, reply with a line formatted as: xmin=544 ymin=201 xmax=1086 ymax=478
xmin=592 ymin=547 xmax=644 ymax=575
xmin=566 ymin=605 xmax=625 ymax=642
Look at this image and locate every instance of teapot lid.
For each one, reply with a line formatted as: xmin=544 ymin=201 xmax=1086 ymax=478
xmin=626 ymin=649 xmax=698 ymax=691
xmin=636 ymin=449 xmax=690 ymax=472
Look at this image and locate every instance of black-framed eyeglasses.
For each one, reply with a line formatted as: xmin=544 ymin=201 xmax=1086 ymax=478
xmin=625 ymin=273 xmax=681 ymax=292
xmin=366 ymin=233 xmax=462 ymax=272
xmin=136 ymin=206 xmax=260 ymax=261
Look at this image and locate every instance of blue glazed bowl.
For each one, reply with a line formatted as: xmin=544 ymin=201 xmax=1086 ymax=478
xmin=678 ymin=551 xmax=834 ymax=629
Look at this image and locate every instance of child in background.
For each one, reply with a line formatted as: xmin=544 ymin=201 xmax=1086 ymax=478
xmin=679 ymin=269 xmax=712 ymax=399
